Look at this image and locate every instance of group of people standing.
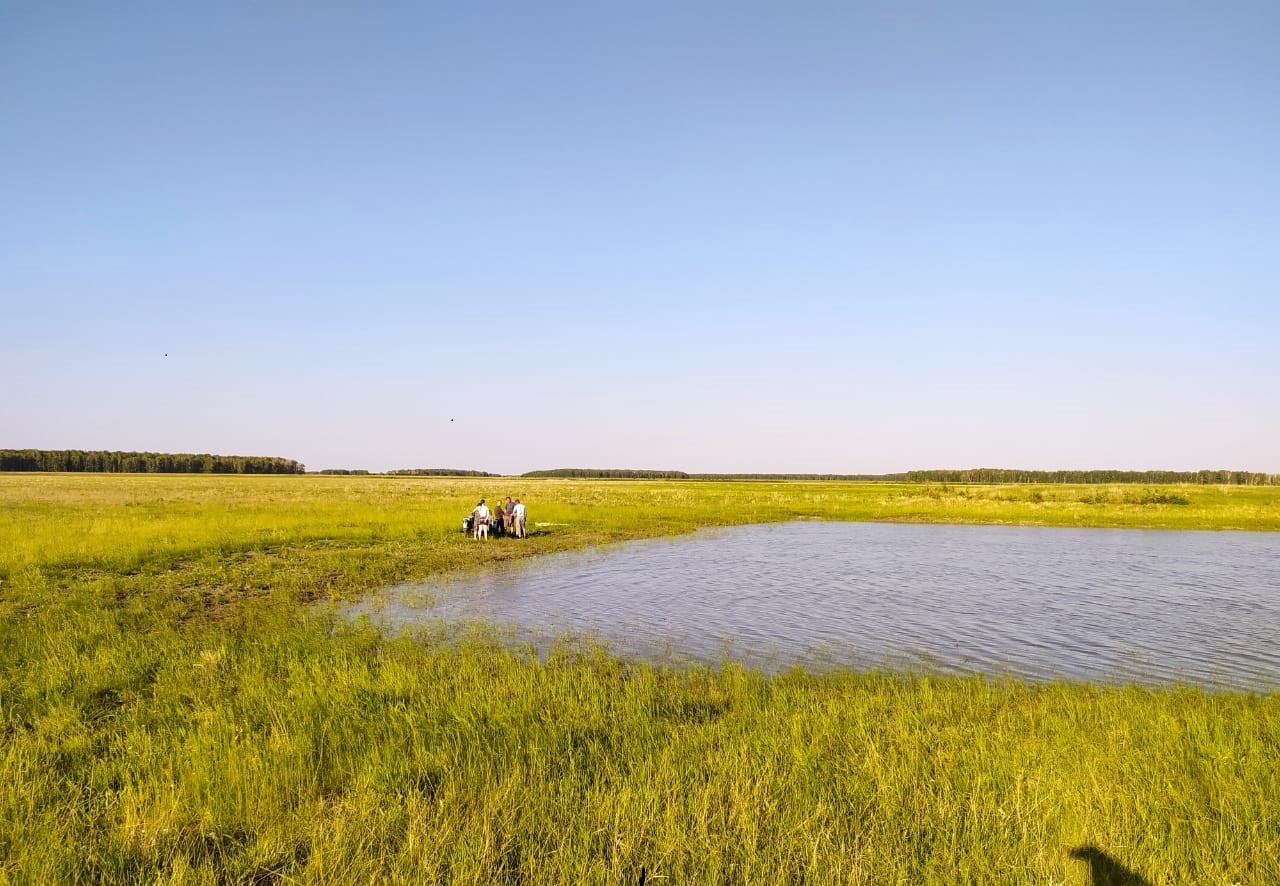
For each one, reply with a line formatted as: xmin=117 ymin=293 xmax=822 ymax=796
xmin=467 ymin=496 xmax=527 ymax=539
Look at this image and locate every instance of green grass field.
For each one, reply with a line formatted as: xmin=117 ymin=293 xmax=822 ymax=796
xmin=2 ymin=474 xmax=1278 ymax=884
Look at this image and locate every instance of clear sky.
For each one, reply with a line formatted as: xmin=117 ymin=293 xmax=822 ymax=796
xmin=3 ymin=2 xmax=1277 ymax=474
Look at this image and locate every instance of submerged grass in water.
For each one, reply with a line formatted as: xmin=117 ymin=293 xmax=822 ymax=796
xmin=1 ymin=474 xmax=1278 ymax=883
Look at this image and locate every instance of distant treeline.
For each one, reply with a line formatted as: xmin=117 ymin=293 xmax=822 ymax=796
xmin=516 ymin=467 xmax=1279 ymax=485
xmin=896 ymin=469 xmax=1279 ymax=486
xmin=688 ymin=473 xmax=894 ymax=481
xmin=6 ymin=453 xmax=1274 ymax=485
xmin=387 ymin=468 xmax=500 ymax=477
xmin=0 ymin=449 xmax=305 ymax=474
xmin=521 ymin=468 xmax=691 ymax=479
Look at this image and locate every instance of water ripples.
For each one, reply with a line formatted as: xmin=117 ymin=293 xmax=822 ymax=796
xmin=356 ymin=522 xmax=1280 ymax=691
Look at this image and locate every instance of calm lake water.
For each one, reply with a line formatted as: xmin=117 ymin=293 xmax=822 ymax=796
xmin=355 ymin=522 xmax=1280 ymax=691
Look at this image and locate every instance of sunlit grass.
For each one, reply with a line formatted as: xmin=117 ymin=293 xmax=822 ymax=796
xmin=4 ymin=474 xmax=1276 ymax=581
xmin=1 ymin=474 xmax=1278 ymax=883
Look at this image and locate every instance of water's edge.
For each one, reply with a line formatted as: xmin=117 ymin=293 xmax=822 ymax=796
xmin=348 ymin=521 xmax=1280 ymax=692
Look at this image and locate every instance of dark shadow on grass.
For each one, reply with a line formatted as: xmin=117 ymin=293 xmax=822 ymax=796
xmin=1070 ymin=845 xmax=1152 ymax=886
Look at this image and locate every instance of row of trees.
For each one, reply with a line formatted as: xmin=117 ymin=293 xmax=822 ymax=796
xmin=5 ymin=453 xmax=1274 ymax=485
xmin=896 ymin=469 xmax=1279 ymax=486
xmin=690 ymin=473 xmax=891 ymax=481
xmin=0 ymin=449 xmax=305 ymax=474
xmin=386 ymin=468 xmax=499 ymax=477
xmin=521 ymin=468 xmax=690 ymax=479
xmin=517 ymin=467 xmax=1279 ymax=485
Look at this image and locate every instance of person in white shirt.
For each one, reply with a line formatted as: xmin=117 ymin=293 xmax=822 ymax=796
xmin=513 ymin=499 xmax=527 ymax=538
xmin=471 ymin=499 xmax=490 ymax=540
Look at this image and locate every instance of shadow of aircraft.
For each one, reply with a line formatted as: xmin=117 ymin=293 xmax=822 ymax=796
xmin=1070 ymin=845 xmax=1153 ymax=886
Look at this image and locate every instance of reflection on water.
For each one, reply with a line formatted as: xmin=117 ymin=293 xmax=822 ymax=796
xmin=351 ymin=522 xmax=1280 ymax=690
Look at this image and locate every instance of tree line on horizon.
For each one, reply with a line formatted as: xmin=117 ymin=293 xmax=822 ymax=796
xmin=386 ymin=468 xmax=500 ymax=477
xmin=520 ymin=467 xmax=1280 ymax=485
xmin=521 ymin=468 xmax=691 ymax=479
xmin=3 ymin=452 xmax=1276 ymax=485
xmin=895 ymin=468 xmax=1279 ymax=485
xmin=0 ymin=449 xmax=305 ymax=474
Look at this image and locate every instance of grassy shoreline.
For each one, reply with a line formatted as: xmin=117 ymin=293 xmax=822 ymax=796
xmin=2 ymin=475 xmax=1278 ymax=883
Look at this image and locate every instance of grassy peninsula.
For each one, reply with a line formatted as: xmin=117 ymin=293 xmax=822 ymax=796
xmin=2 ymin=474 xmax=1278 ymax=883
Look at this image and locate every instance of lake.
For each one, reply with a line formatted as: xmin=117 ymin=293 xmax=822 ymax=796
xmin=353 ymin=522 xmax=1280 ymax=691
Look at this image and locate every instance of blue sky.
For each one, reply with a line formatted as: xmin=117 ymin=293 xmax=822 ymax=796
xmin=3 ymin=2 xmax=1277 ymax=473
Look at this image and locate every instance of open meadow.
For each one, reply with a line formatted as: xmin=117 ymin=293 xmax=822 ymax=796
xmin=2 ymin=474 xmax=1278 ymax=883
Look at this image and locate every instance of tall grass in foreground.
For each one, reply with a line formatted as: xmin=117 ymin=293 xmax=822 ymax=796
xmin=1 ymin=475 xmax=1279 ymax=883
